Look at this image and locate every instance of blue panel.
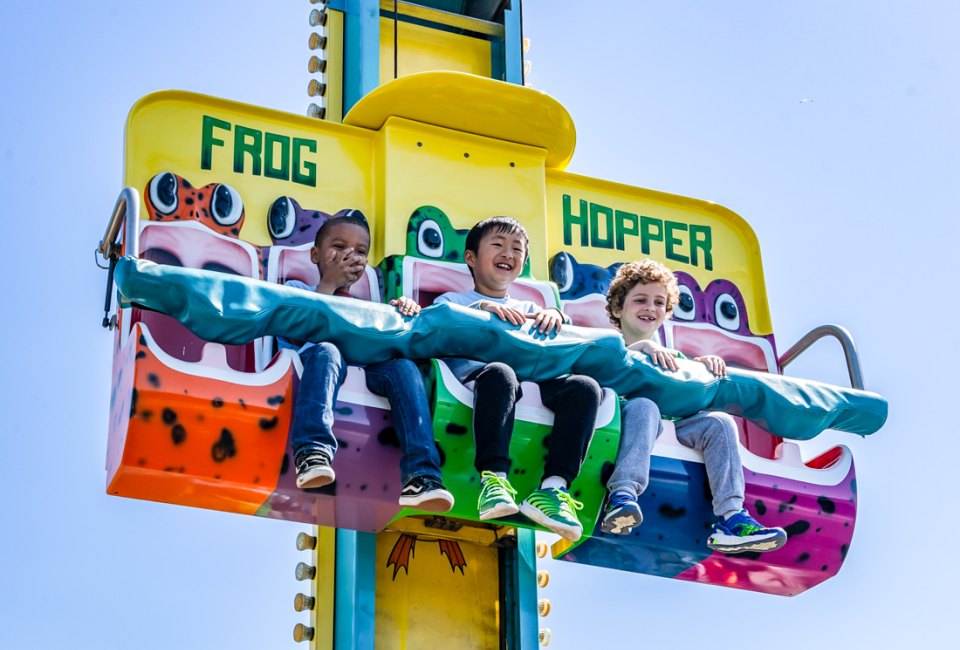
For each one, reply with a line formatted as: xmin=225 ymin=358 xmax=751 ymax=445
xmin=502 ymin=0 xmax=523 ymax=84
xmin=335 ymin=529 xmax=377 ymax=650
xmin=343 ymin=0 xmax=381 ymax=113
xmin=516 ymin=528 xmax=539 ymax=648
xmin=559 ymin=457 xmax=714 ymax=578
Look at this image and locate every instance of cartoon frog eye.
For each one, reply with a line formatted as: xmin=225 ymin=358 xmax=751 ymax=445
xmin=549 ymin=252 xmax=573 ymax=294
xmin=417 ymin=219 xmax=443 ymax=258
xmin=714 ymin=293 xmax=741 ymax=331
xmin=674 ymin=285 xmax=696 ymax=321
xmin=148 ymin=172 xmax=178 ymax=215
xmin=268 ymin=197 xmax=296 ymax=240
xmin=210 ymin=184 xmax=244 ymax=227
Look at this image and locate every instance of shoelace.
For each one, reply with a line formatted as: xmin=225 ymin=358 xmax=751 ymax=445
xmin=553 ymin=488 xmax=584 ymax=513
xmin=479 ymin=471 xmax=518 ymax=502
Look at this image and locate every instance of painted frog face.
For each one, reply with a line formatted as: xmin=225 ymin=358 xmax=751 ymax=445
xmin=145 ymin=172 xmax=245 ymax=237
xmin=266 ymin=196 xmax=331 ymax=246
xmin=669 ymin=271 xmax=777 ymax=372
xmin=549 ymin=252 xmax=621 ymax=328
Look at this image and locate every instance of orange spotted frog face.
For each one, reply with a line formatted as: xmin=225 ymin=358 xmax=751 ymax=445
xmin=145 ymin=171 xmax=245 ymax=237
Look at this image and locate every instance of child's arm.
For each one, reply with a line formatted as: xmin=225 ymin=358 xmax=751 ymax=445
xmin=627 ymin=339 xmax=680 ymax=372
xmin=476 ymin=300 xmax=527 ymax=326
xmin=529 ymin=307 xmax=564 ymax=335
xmin=694 ymin=355 xmax=727 ymax=377
xmin=389 ymin=296 xmax=421 ymax=317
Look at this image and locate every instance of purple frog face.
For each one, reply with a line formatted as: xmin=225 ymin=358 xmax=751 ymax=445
xmin=670 ymin=272 xmax=777 ymax=372
xmin=267 ymin=196 xmax=332 ymax=246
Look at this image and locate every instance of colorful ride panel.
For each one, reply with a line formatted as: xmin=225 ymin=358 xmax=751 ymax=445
xmin=101 ymin=75 xmax=885 ymax=595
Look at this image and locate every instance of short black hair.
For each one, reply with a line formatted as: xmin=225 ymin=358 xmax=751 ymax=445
xmin=464 ymin=216 xmax=529 ymax=260
xmin=314 ymin=209 xmax=369 ymax=248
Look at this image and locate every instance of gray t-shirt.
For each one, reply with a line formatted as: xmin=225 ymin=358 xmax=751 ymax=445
xmin=433 ymin=289 xmax=545 ymax=382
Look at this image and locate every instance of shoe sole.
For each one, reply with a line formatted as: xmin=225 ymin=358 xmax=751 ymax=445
xmin=479 ymin=501 xmax=520 ymax=520
xmin=601 ymin=509 xmax=642 ymax=535
xmin=296 ymin=467 xmax=336 ymax=489
xmin=399 ymin=489 xmax=455 ymax=513
xmin=708 ymin=531 xmax=787 ymax=554
xmin=519 ymin=502 xmax=582 ymax=542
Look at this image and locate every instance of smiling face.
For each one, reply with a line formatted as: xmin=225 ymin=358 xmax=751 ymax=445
xmin=613 ymin=281 xmax=671 ymax=345
xmin=465 ymin=229 xmax=527 ymax=297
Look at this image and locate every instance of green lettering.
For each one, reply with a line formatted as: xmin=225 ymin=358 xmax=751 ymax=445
xmin=589 ymin=203 xmax=614 ymax=249
xmin=690 ymin=224 xmax=713 ymax=271
xmin=264 ymin=132 xmax=291 ymax=181
xmin=200 ymin=115 xmax=231 ymax=170
xmin=292 ymin=138 xmax=317 ymax=186
xmin=614 ymin=210 xmax=638 ymax=251
xmin=234 ymin=125 xmax=263 ymax=175
xmin=562 ymin=194 xmax=589 ymax=246
xmin=640 ymin=216 xmax=663 ymax=255
xmin=664 ymin=220 xmax=689 ymax=265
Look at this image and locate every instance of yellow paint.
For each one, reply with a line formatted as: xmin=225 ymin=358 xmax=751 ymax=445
xmin=546 ymin=170 xmax=773 ymax=335
xmin=309 ymin=527 xmax=337 ymax=650
xmin=344 ymin=71 xmax=576 ymax=169
xmin=125 ymin=91 xmax=375 ymax=248
xmin=375 ymin=530 xmax=500 ymax=649
xmin=379 ymin=16 xmax=492 ymax=82
xmin=325 ymin=9 xmax=345 ymax=123
xmin=376 ymin=117 xmax=549 ymax=278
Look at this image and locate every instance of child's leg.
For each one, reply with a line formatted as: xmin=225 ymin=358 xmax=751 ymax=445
xmin=674 ymin=412 xmax=744 ymax=517
xmin=365 ymin=359 xmax=453 ymax=512
xmin=606 ymin=397 xmax=663 ymax=499
xmin=291 ymin=342 xmax=348 ymax=460
xmin=471 ymin=362 xmax=521 ymax=475
xmin=537 ymin=375 xmax=603 ymax=486
xmin=364 ymin=359 xmax=442 ymax=482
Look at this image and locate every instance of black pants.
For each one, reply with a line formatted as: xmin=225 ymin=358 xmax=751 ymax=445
xmin=471 ymin=362 xmax=602 ymax=485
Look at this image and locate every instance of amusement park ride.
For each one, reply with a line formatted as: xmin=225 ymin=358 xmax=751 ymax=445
xmin=96 ymin=1 xmax=887 ymax=648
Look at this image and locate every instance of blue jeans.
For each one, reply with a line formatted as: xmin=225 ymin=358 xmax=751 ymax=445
xmin=291 ymin=343 xmax=442 ymax=483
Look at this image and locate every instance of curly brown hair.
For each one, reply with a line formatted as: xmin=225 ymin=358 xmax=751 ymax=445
xmin=605 ymin=259 xmax=681 ymax=328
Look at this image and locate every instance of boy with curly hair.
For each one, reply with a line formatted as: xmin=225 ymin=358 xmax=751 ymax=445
xmin=602 ymin=259 xmax=786 ymax=553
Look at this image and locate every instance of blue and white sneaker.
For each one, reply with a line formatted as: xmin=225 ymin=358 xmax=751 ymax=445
xmin=601 ymin=490 xmax=643 ymax=535
xmin=707 ymin=509 xmax=788 ymax=554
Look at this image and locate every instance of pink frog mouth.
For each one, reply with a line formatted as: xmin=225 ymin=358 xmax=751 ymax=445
xmin=666 ymin=321 xmax=777 ymax=373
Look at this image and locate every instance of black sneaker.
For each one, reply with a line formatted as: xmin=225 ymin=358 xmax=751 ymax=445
xmin=295 ymin=452 xmax=335 ymax=489
xmin=399 ymin=475 xmax=455 ymax=512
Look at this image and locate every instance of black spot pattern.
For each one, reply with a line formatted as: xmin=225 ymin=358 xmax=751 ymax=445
xmin=840 ymin=544 xmax=849 ymax=560
xmin=817 ymin=496 xmax=836 ymax=514
xmin=129 ymin=388 xmax=138 ymax=417
xmin=212 ymin=397 xmax=224 ymax=408
xmin=162 ymin=408 xmax=177 ymax=425
xmin=267 ymin=395 xmax=285 ymax=405
xmin=784 ymin=520 xmax=811 ymax=536
xmin=445 ymin=423 xmax=468 ymax=435
xmin=280 ymin=453 xmax=290 ymax=475
xmin=171 ymin=424 xmax=186 ymax=445
xmin=754 ymin=499 xmax=767 ymax=516
xmin=797 ymin=552 xmax=810 ymax=563
xmin=658 ymin=504 xmax=686 ymax=519
xmin=377 ymin=427 xmax=400 ymax=448
xmin=147 ymin=373 xmax=160 ymax=388
xmin=259 ymin=416 xmax=279 ymax=430
xmin=211 ymin=428 xmax=237 ymax=462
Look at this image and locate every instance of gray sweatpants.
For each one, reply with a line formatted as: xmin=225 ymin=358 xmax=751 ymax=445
xmin=607 ymin=397 xmax=744 ymax=517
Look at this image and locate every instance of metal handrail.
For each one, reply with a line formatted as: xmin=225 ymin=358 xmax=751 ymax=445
xmin=98 ymin=187 xmax=140 ymax=261
xmin=778 ymin=324 xmax=865 ymax=390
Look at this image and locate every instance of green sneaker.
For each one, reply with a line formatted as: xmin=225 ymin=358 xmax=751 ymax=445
xmin=478 ymin=471 xmax=520 ymax=520
xmin=520 ymin=487 xmax=584 ymax=542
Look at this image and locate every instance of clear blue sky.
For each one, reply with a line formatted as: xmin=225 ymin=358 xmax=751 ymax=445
xmin=1 ymin=1 xmax=956 ymax=648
